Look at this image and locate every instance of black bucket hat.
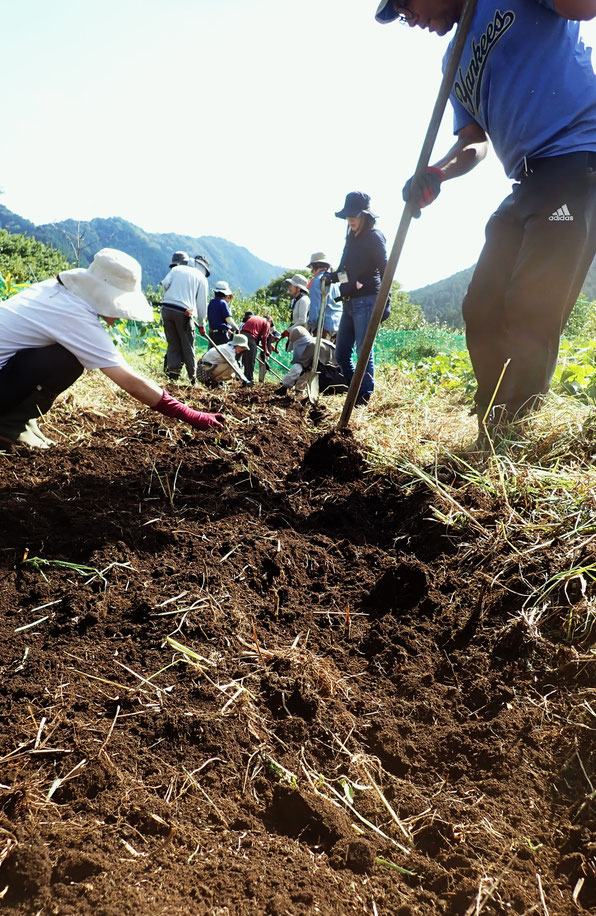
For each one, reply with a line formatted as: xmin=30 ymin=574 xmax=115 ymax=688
xmin=194 ymin=254 xmax=211 ymax=277
xmin=375 ymin=1 xmax=401 ymax=23
xmin=335 ymin=191 xmax=377 ymax=220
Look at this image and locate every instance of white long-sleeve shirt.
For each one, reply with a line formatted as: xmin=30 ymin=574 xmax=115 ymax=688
xmin=160 ymin=265 xmax=208 ymax=322
xmin=290 ymin=293 xmax=310 ymax=329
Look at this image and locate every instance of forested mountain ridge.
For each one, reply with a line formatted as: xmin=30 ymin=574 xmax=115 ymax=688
xmin=0 ymin=206 xmax=282 ymax=293
xmin=409 ymin=259 xmax=596 ymax=329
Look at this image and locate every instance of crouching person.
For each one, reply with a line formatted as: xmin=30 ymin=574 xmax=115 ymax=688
xmin=196 ymin=334 xmax=250 ymax=386
xmin=274 ymin=327 xmax=344 ymax=395
xmin=0 ymin=248 xmax=224 ymax=449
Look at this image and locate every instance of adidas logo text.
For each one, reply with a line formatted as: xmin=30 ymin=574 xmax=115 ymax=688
xmin=549 ymin=204 xmax=573 ymax=221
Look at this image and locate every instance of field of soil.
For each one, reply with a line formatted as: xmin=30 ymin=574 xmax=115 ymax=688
xmin=0 ymin=385 xmax=594 ymax=915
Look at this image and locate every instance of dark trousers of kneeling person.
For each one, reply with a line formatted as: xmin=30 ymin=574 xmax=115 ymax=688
xmin=161 ymin=305 xmax=196 ymax=382
xmin=0 ymin=344 xmax=84 ymax=447
xmin=463 ymin=151 xmax=596 ymax=426
xmin=241 ymin=336 xmax=258 ymax=385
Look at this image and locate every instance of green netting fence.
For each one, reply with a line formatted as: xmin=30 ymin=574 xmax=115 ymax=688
xmin=116 ymin=319 xmax=467 ymax=373
xmin=253 ymin=326 xmax=467 ymax=375
xmin=376 ymin=328 xmax=466 ymax=364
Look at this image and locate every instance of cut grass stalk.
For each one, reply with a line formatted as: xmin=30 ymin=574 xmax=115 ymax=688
xmin=182 ymin=765 xmax=230 ymax=826
xmin=46 ymin=758 xmax=87 ymax=801
xmin=298 ymin=751 xmax=410 ymax=855
xmin=375 ymin=857 xmax=417 ymax=877
xmin=362 ymin=766 xmax=411 ymax=841
xmin=23 ymin=556 xmax=99 ymax=583
xmin=165 ymin=635 xmax=213 ymax=669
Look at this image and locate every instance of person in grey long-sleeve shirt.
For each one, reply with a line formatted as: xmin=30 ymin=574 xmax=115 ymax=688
xmin=160 ymin=251 xmax=209 ymax=383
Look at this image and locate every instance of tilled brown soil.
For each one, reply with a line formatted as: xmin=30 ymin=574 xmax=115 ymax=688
xmin=0 ymin=387 xmax=594 ymax=915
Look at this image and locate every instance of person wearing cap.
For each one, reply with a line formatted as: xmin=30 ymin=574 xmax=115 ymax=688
xmin=0 ymin=248 xmax=223 ymax=449
xmin=207 ymin=281 xmax=239 ymax=346
xmin=240 ymin=314 xmax=275 ymax=385
xmin=306 ymin=252 xmax=342 ymax=341
xmin=332 ymin=191 xmax=388 ymax=406
xmin=196 ymin=334 xmax=249 ymax=386
xmin=375 ymin=0 xmax=596 ymax=443
xmin=160 ymin=251 xmax=209 ymax=384
xmin=283 ymin=274 xmax=311 ymax=350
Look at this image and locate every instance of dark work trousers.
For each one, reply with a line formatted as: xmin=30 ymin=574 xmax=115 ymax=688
xmin=209 ymin=329 xmax=230 ymax=346
xmin=462 ymin=151 xmax=596 ymax=418
xmin=242 ymin=336 xmax=258 ymax=383
xmin=161 ymin=305 xmax=196 ymax=380
xmin=0 ymin=345 xmax=83 ymax=416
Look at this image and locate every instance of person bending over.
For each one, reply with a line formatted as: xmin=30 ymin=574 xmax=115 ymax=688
xmin=0 ymin=248 xmax=223 ymax=449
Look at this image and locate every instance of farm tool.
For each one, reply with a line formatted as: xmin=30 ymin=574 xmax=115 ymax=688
xmin=267 ymin=350 xmax=291 ymax=374
xmin=305 ymin=277 xmax=328 ymax=404
xmin=192 ymin=318 xmax=249 ymax=384
xmin=257 ymin=354 xmax=284 ymax=383
xmin=338 ymin=0 xmax=479 ymax=428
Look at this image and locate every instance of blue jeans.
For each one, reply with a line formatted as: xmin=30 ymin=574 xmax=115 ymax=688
xmin=335 ymin=294 xmax=376 ymax=401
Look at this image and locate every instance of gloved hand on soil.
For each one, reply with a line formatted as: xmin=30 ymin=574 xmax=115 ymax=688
xmin=152 ymin=391 xmax=224 ymax=430
xmin=402 ymin=167 xmax=444 ymax=218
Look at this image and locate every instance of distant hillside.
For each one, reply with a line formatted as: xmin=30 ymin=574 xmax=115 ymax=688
xmin=0 ymin=206 xmax=282 ymax=294
xmin=409 ymin=259 xmax=596 ymax=329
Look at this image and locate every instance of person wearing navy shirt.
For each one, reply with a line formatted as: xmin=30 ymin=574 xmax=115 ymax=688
xmin=333 ymin=191 xmax=388 ymax=406
xmin=207 ymin=281 xmax=239 ymax=345
xmin=376 ymin=0 xmax=596 ymax=443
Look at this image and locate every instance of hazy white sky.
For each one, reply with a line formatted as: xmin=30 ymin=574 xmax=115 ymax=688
xmin=1 ymin=0 xmax=595 ymax=289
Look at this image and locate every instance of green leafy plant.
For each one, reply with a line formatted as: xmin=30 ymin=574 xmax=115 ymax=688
xmin=0 ymin=228 xmax=70 ymax=283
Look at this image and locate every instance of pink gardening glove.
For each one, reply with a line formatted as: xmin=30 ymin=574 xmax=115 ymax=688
xmin=152 ymin=391 xmax=224 ymax=431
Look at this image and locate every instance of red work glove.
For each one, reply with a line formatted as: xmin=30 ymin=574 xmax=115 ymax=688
xmin=151 ymin=391 xmax=224 ymax=430
xmin=280 ymin=329 xmax=290 ymax=340
xmin=402 ymin=166 xmax=444 ymax=219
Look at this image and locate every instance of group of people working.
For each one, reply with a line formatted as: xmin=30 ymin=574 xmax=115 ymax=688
xmin=0 ymin=0 xmax=594 ymax=450
xmin=157 ymin=187 xmax=392 ymax=405
xmin=159 ymin=249 xmax=281 ymax=388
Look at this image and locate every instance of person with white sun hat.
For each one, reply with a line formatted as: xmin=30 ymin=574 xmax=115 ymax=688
xmin=0 ymin=248 xmax=224 ymax=448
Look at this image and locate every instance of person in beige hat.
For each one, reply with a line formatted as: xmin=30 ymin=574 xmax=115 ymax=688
xmin=196 ymin=334 xmax=249 ymax=386
xmin=305 ymin=252 xmax=342 ymax=341
xmin=0 ymin=248 xmax=224 ymax=448
xmin=283 ymin=273 xmax=310 ymax=351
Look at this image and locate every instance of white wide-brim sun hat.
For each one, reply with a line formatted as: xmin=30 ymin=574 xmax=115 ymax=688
xmin=214 ymin=281 xmax=233 ymax=296
xmin=59 ymin=248 xmax=153 ymax=321
xmin=284 ymin=274 xmax=310 ymax=293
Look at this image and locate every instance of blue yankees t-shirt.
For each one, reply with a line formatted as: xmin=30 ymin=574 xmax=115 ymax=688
xmin=446 ymin=0 xmax=596 ymax=179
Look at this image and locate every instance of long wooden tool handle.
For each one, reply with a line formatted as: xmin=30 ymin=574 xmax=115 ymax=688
xmin=338 ymin=0 xmax=478 ymax=429
xmin=193 ymin=320 xmax=248 ymax=383
xmin=310 ymin=278 xmax=328 ymax=378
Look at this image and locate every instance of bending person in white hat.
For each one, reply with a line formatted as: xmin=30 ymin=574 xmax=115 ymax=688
xmin=0 ymin=248 xmax=224 ymax=449
xmin=196 ymin=334 xmax=250 ymax=386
